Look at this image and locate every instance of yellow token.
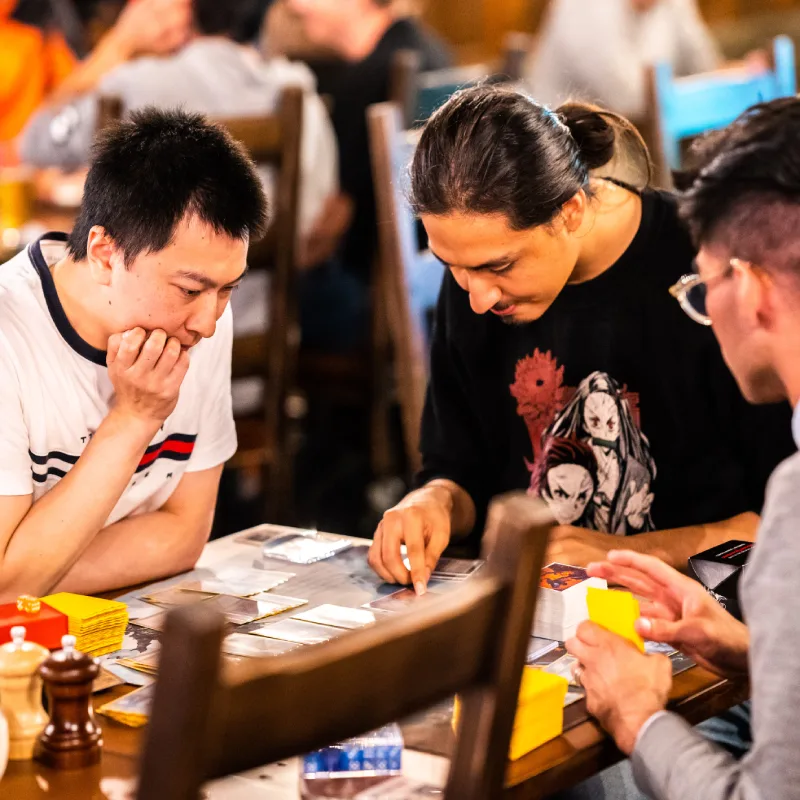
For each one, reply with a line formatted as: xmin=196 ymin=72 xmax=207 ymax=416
xmin=16 ymin=595 xmax=41 ymax=614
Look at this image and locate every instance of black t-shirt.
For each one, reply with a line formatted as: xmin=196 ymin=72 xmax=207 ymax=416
xmin=312 ymin=18 xmax=452 ymax=280
xmin=418 ymin=188 xmax=795 ymax=547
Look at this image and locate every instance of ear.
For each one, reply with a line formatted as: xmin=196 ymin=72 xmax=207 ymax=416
xmin=85 ymin=227 xmax=120 ymax=288
xmin=736 ymin=262 xmax=775 ymax=331
xmin=560 ymin=190 xmax=586 ymax=234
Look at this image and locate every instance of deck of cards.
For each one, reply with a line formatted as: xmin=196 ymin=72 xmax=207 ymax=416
xmin=533 ymin=563 xmax=607 ymax=641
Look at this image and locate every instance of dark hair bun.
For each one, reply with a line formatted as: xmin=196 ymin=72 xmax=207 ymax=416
xmin=556 ymin=103 xmax=617 ymax=171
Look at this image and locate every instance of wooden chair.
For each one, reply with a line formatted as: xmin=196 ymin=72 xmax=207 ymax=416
xmin=391 ymin=33 xmax=533 ymax=128
xmin=368 ymin=101 xmax=444 ymax=474
xmin=646 ymin=35 xmax=796 ymax=186
xmin=136 ymin=493 xmax=554 ymax=800
xmin=214 ymin=87 xmax=304 ymax=523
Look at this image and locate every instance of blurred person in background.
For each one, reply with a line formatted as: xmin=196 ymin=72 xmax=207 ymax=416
xmin=529 ymin=0 xmax=722 ymax=119
xmin=0 ymin=0 xmax=77 ymax=144
xmin=18 ymin=0 xmax=339 ymax=274
xmin=284 ymin=0 xmax=451 ymax=306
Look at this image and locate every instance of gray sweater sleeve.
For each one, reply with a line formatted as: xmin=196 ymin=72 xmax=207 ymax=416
xmin=631 ymin=451 xmax=800 ymax=800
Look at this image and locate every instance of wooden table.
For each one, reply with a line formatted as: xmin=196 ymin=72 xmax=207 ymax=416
xmin=2 ymin=532 xmax=750 ymax=799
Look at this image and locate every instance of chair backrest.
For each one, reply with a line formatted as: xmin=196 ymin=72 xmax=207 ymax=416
xmin=391 ymin=36 xmax=531 ymax=129
xmin=368 ymin=101 xmax=444 ymax=473
xmin=137 ymin=493 xmax=554 ymax=800
xmin=649 ymin=35 xmax=796 ymax=176
xmin=213 ymin=87 xmax=304 ymax=519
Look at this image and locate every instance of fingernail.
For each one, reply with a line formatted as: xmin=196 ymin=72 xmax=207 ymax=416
xmin=636 ymin=617 xmax=652 ymax=634
xmin=122 ymin=330 xmax=132 ymax=340
xmin=414 ymin=581 xmax=426 ymax=596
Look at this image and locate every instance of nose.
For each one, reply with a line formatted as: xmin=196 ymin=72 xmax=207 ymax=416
xmin=462 ymin=271 xmax=503 ymax=315
xmin=186 ymin=294 xmax=218 ymax=340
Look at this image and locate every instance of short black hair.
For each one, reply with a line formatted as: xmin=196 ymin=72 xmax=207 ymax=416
xmin=677 ymin=98 xmax=800 ymax=276
xmin=68 ymin=107 xmax=269 ymax=265
xmin=193 ymin=0 xmax=271 ymax=43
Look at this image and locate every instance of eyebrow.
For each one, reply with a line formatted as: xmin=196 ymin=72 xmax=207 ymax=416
xmin=173 ymin=265 xmax=249 ymax=290
xmin=430 ymin=249 xmax=518 ymax=271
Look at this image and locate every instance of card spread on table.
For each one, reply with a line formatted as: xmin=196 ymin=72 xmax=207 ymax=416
xmin=221 ymin=632 xmax=302 ymax=657
xmin=140 ymin=586 xmax=215 ymax=606
xmin=251 ymin=618 xmax=345 ymax=645
xmin=292 ymin=604 xmax=378 ymax=630
xmin=586 ymin=587 xmax=645 ymax=652
xmin=234 ymin=524 xmax=315 ymax=547
xmin=179 ymin=576 xmax=294 ymax=598
xmin=202 ymin=593 xmax=306 ymax=625
xmin=261 ymin=532 xmax=352 ymax=564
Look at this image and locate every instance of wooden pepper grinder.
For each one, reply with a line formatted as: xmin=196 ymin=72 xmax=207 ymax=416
xmin=0 ymin=625 xmax=49 ymax=759
xmin=34 ymin=634 xmax=103 ymax=769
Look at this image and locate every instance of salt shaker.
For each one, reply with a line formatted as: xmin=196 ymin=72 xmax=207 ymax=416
xmin=0 ymin=625 xmax=49 ymax=759
xmin=34 ymin=634 xmax=103 ymax=769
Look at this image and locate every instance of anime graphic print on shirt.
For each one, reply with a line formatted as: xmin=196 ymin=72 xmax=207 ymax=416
xmin=510 ymin=349 xmax=657 ymax=534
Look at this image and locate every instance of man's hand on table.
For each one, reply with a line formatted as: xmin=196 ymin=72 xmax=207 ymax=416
xmin=566 ymin=621 xmax=672 ymax=756
xmin=368 ymin=484 xmax=453 ymax=595
xmin=587 ymin=550 xmax=750 ymax=679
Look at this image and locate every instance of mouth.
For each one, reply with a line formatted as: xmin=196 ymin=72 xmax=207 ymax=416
xmin=490 ymin=303 xmax=518 ymax=317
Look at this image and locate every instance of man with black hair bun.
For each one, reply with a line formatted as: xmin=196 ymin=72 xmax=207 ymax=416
xmin=0 ymin=107 xmax=268 ymax=599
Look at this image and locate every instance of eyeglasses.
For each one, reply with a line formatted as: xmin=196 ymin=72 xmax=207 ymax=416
xmin=669 ymin=259 xmax=746 ymax=326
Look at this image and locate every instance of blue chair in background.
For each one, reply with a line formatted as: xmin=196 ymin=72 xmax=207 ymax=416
xmin=649 ymin=35 xmax=796 ymax=180
xmin=368 ymin=101 xmax=445 ymax=472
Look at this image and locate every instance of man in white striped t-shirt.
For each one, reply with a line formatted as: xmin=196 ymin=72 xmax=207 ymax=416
xmin=0 ymin=107 xmax=267 ymax=600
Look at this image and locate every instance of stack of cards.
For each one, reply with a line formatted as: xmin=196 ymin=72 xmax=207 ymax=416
xmin=261 ymin=531 xmax=352 ymax=564
xmin=97 ymin=684 xmax=154 ymax=728
xmin=532 ymin=563 xmax=607 ymax=642
xmin=42 ymin=593 xmax=129 ymax=657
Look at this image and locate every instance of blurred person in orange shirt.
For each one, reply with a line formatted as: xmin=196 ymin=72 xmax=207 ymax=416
xmin=0 ymin=0 xmax=77 ymax=144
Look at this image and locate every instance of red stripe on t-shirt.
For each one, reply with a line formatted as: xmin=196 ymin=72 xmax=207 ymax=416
xmin=137 ymin=438 xmax=195 ymax=469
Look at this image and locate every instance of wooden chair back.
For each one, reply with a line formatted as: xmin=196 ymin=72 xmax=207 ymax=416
xmin=368 ymin=101 xmax=444 ymax=473
xmin=647 ymin=35 xmax=796 ymax=184
xmin=213 ymin=87 xmax=304 ymax=521
xmin=136 ymin=493 xmax=554 ymax=800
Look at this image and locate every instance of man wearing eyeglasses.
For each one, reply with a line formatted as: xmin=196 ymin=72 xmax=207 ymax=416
xmin=566 ymin=97 xmax=800 ymax=800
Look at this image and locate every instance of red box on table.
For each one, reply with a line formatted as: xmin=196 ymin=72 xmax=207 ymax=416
xmin=0 ymin=601 xmax=68 ymax=649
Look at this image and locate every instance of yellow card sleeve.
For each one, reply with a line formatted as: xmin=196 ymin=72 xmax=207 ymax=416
xmin=586 ymin=587 xmax=645 ymax=652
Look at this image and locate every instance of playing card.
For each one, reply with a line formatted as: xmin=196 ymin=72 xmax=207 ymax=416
xmin=292 ymin=604 xmax=378 ymax=630
xmin=140 ymin=586 xmax=215 ymax=606
xmin=365 ymin=588 xmax=440 ymax=613
xmin=221 ymin=632 xmax=302 ymax=657
xmin=92 ymin=667 xmax=126 ymax=693
xmin=251 ymin=618 xmax=345 ymax=645
xmin=130 ymin=611 xmax=168 ymax=631
xmin=216 ymin=566 xmax=295 ymax=591
xmin=234 ymin=524 xmax=311 ymax=546
xmin=202 ymin=594 xmax=305 ymax=625
xmin=97 ymin=683 xmax=155 ymax=727
xmin=179 ymin=577 xmax=293 ymax=598
xmin=261 ymin=532 xmax=352 ymax=564
xmin=540 ymin=563 xmax=590 ymax=591
xmin=430 ymin=557 xmax=484 ymax=579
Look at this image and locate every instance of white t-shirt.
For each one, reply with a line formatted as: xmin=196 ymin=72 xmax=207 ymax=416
xmin=0 ymin=234 xmax=237 ymax=526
